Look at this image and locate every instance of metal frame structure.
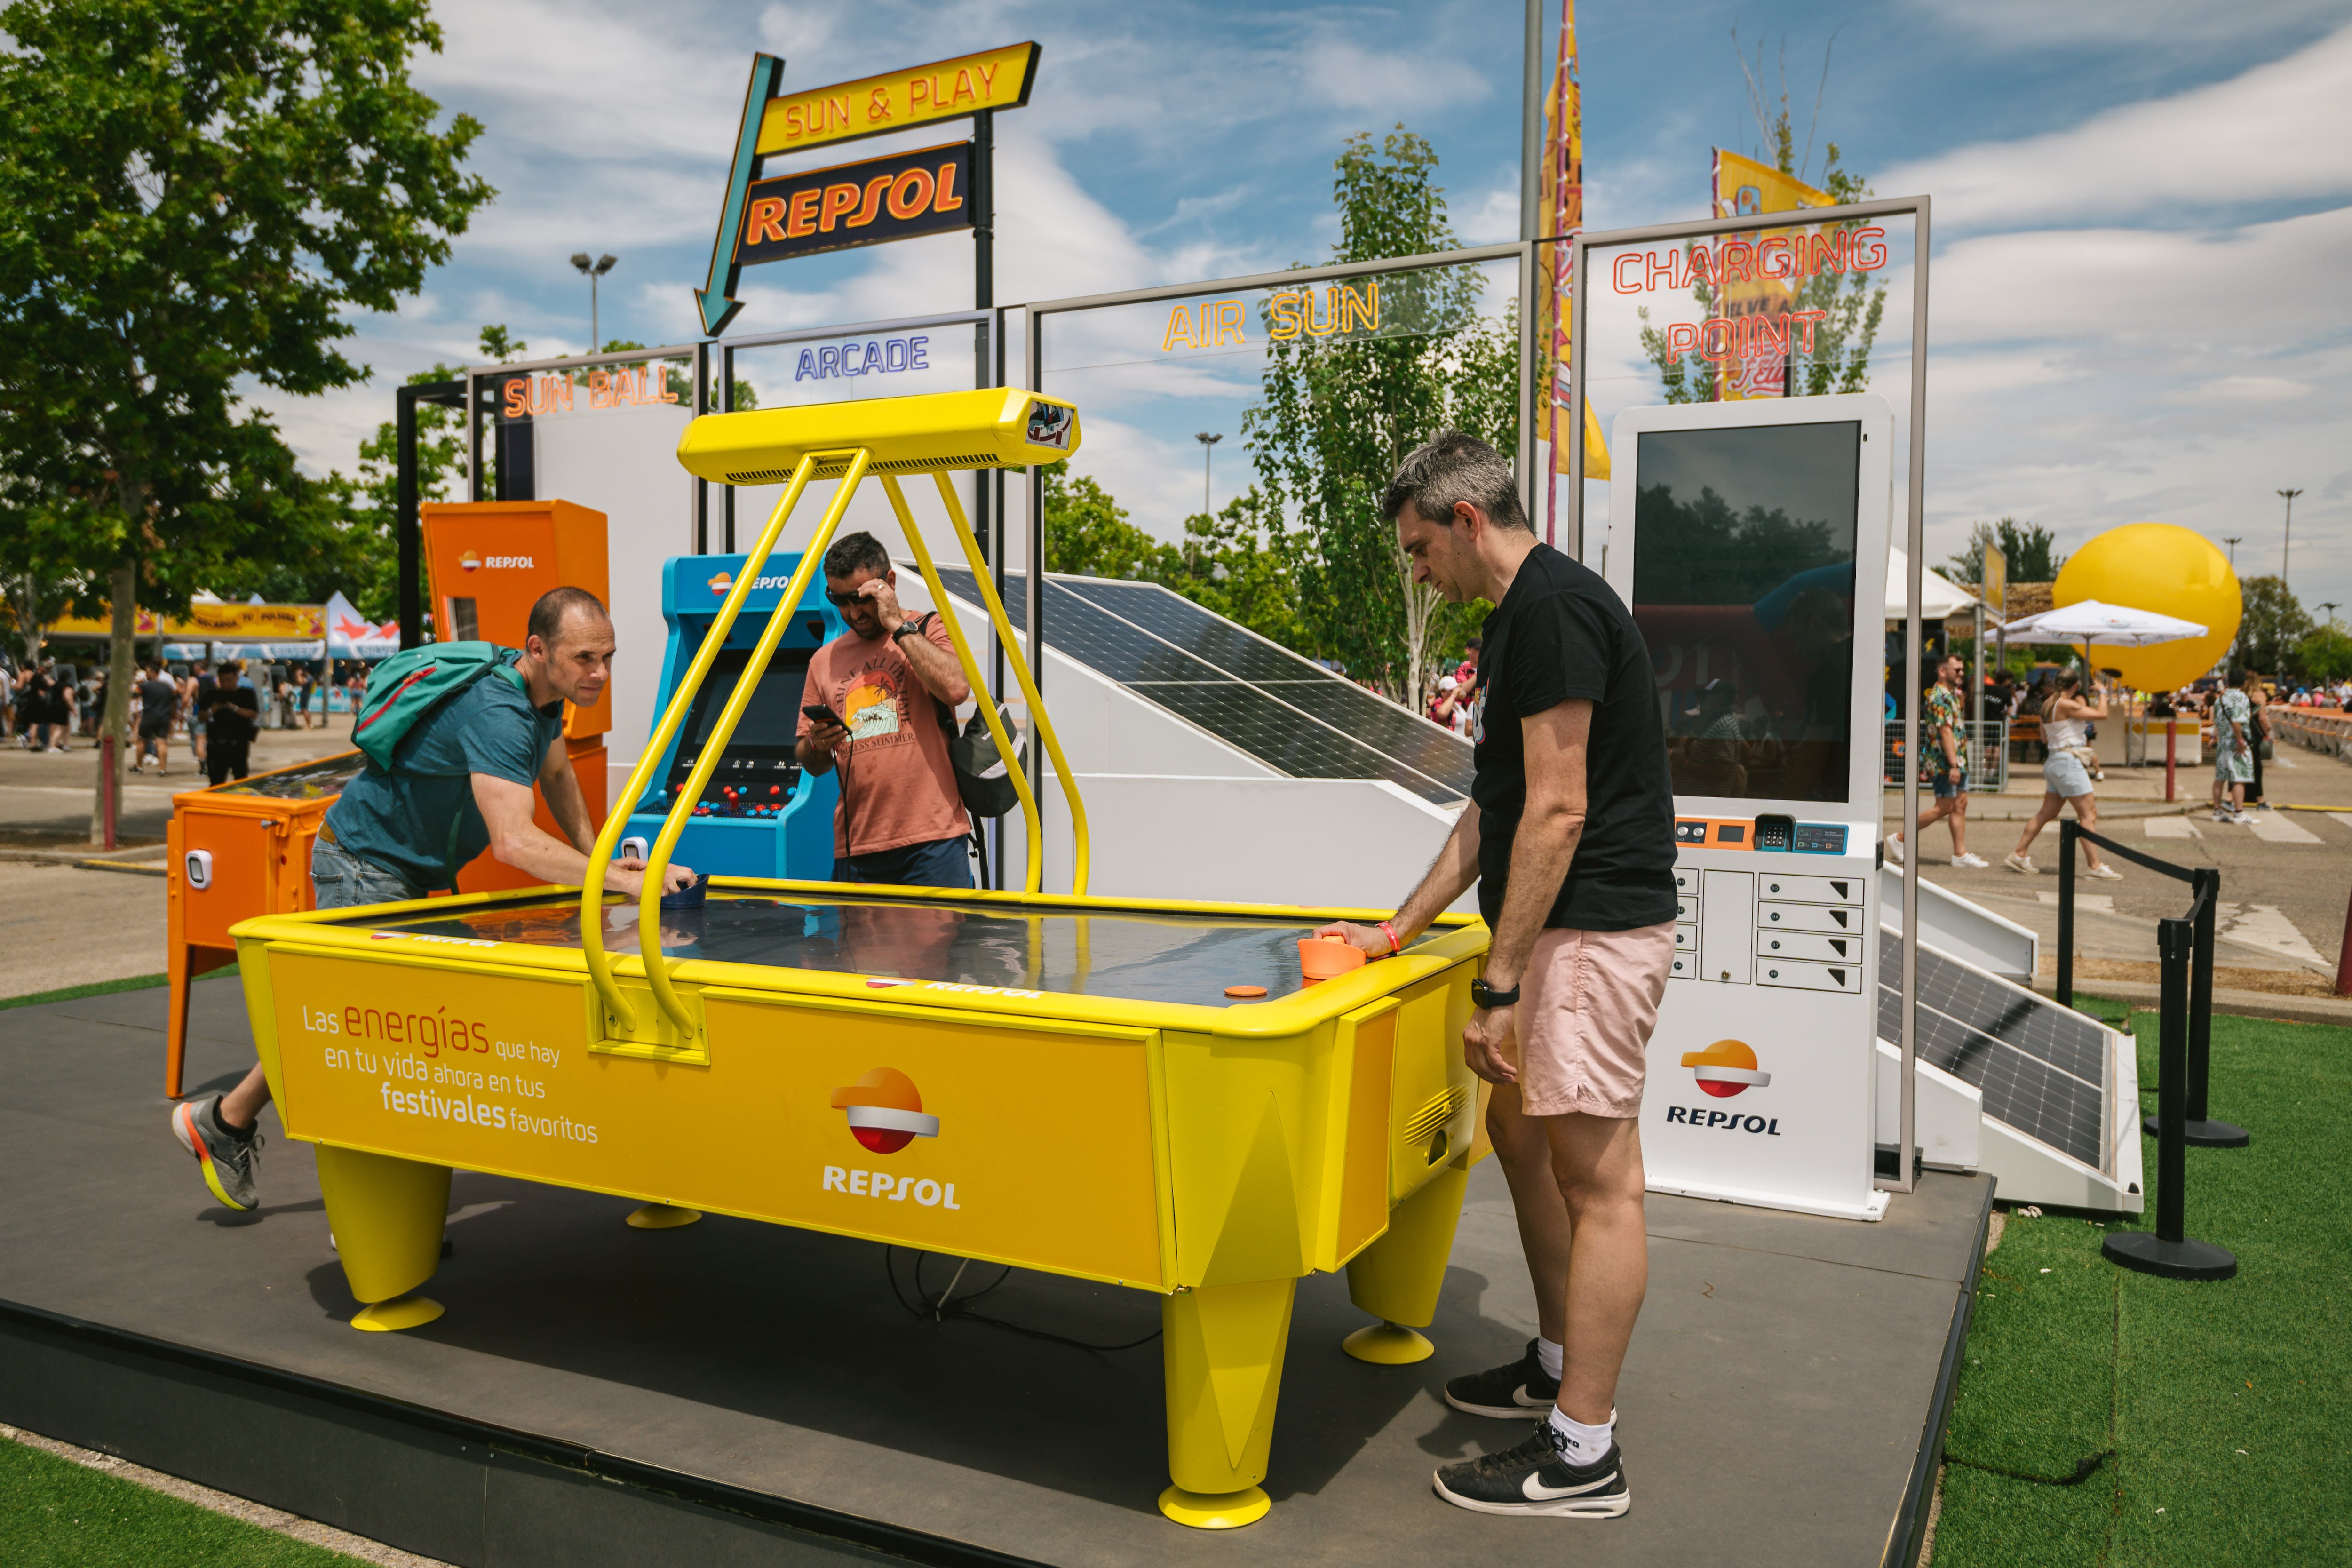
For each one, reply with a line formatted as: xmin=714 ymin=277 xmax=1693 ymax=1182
xmin=1563 ymin=195 xmax=1934 ymax=1193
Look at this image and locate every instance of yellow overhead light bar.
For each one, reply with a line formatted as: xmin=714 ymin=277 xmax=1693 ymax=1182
xmin=675 ymin=387 xmax=1080 ymax=485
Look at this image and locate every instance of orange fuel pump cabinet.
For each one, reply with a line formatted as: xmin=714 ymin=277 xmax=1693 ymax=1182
xmin=164 ymin=500 xmax=612 ymax=1097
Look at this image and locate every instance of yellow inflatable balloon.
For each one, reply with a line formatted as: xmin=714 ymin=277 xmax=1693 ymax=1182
xmin=2051 ymin=523 xmax=2241 ymax=690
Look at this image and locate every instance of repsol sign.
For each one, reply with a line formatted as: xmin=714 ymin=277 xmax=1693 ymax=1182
xmin=1666 ymin=1106 xmax=1782 ymax=1136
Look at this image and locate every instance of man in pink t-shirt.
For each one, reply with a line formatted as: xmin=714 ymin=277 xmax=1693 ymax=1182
xmin=795 ymin=531 xmax=975 ymax=887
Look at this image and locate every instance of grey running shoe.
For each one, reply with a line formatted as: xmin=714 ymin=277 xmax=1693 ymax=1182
xmin=1433 ymin=1423 xmax=1630 ymax=1518
xmin=172 ymin=1096 xmax=262 ymax=1211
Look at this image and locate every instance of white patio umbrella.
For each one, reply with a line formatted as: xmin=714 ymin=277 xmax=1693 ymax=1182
xmin=1998 ymin=600 xmax=2208 ymax=647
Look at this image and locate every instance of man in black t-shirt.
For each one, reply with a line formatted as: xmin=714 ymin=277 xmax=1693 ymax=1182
xmin=133 ymin=661 xmax=178 ymax=773
xmin=1319 ymin=430 xmax=1675 ymax=1521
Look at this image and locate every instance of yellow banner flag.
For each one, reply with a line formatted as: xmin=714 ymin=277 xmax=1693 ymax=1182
xmin=1709 ymin=150 xmax=1833 ymax=401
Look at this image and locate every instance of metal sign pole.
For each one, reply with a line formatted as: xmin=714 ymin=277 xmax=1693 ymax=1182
xmin=1893 ymin=196 xmax=1933 ymax=1196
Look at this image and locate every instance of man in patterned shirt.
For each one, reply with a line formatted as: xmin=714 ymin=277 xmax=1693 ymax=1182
xmin=1888 ymin=653 xmax=1987 ymax=868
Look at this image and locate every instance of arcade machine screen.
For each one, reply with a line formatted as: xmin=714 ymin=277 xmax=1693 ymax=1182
xmin=665 ymin=645 xmax=813 ymax=815
xmin=1631 ymin=421 xmax=1861 ymax=805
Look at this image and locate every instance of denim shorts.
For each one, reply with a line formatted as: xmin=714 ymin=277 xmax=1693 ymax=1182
xmin=833 ymin=833 xmax=975 ymax=890
xmin=2044 ymin=751 xmax=2095 ymax=798
xmin=1929 ymin=763 xmax=1967 ymax=799
xmin=311 ymin=833 xmax=425 ymax=911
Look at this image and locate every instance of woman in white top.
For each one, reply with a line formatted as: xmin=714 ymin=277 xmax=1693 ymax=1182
xmin=2005 ymin=671 xmax=2121 ymax=880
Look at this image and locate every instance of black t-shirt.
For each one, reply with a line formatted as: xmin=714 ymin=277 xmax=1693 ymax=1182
xmin=137 ymin=677 xmax=176 ymax=729
xmin=1472 ymin=543 xmax=1677 ymax=932
xmin=207 ymin=685 xmax=261 ymax=747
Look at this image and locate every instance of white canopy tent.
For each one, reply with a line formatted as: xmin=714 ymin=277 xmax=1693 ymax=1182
xmin=1886 ymin=547 xmax=1977 ymax=621
xmin=1998 ymin=601 xmax=2208 ymax=648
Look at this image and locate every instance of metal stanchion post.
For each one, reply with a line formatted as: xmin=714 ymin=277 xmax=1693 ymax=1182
xmin=2057 ymin=819 xmax=2076 ymax=1008
xmin=2163 ymin=717 xmax=2177 ymax=803
xmin=2104 ymin=917 xmax=2237 ymax=1280
xmin=2150 ymin=866 xmax=2247 ymax=1147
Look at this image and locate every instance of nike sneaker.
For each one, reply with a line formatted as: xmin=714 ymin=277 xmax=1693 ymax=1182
xmin=1432 ymin=1422 xmax=1630 ymax=1518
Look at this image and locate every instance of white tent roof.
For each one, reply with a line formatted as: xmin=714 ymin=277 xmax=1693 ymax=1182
xmin=1886 ymin=547 xmax=1978 ymax=621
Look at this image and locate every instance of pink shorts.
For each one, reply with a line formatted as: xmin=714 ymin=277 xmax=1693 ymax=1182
xmin=1510 ymin=921 xmax=1676 ymax=1118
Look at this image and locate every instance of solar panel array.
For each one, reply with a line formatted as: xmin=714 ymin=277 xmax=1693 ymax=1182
xmin=930 ymin=568 xmax=1474 ymax=805
xmin=1877 ymin=937 xmax=2110 ymax=1170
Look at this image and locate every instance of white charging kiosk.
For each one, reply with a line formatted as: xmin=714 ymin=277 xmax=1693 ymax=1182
xmin=1602 ymin=393 xmax=1893 ymax=1221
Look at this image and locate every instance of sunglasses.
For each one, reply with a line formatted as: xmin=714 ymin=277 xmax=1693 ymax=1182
xmin=823 ymin=589 xmax=876 ymax=608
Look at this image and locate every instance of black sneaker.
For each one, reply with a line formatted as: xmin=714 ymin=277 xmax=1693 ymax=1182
xmin=1444 ymin=1338 xmax=1558 ymax=1419
xmin=1433 ymin=1423 xmax=1630 ymax=1518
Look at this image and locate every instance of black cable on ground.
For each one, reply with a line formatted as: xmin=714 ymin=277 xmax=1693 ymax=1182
xmin=884 ymin=1248 xmax=1161 ymax=1353
xmin=1942 ymin=1450 xmax=2114 ymax=1486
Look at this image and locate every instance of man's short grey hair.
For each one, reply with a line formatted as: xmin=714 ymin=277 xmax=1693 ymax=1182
xmin=1381 ymin=430 xmax=1531 ymax=533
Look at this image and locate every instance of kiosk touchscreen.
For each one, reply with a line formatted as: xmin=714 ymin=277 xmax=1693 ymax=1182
xmin=1602 ymin=393 xmax=1894 ymax=1221
xmin=620 ymin=553 xmax=850 ymax=879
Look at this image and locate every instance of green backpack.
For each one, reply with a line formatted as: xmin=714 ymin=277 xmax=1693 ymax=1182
xmin=351 ymin=642 xmax=525 ymax=772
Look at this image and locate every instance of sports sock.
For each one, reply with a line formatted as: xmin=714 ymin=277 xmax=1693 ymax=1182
xmin=1534 ymin=1336 xmax=1564 ymax=1381
xmin=1547 ymin=1406 xmax=1613 ymax=1467
xmin=215 ymin=1101 xmax=257 ymax=1141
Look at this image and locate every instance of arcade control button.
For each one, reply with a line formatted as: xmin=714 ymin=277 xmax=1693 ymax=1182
xmin=1225 ymin=985 xmax=1268 ymax=999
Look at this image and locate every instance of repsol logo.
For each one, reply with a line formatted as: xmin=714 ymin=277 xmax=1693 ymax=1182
xmin=1666 ymin=1106 xmax=1782 ymax=1136
xmin=481 ymin=555 xmax=535 ymax=569
xmin=823 ymin=1167 xmax=960 ymax=1207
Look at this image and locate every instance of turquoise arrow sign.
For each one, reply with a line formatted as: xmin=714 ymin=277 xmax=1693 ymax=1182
xmin=697 ymin=53 xmax=787 ymax=338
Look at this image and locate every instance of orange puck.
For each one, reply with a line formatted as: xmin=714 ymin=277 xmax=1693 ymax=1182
xmin=1224 ymin=984 xmax=1269 ymax=999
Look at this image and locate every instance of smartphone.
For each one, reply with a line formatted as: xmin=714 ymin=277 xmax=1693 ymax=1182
xmin=803 ymin=702 xmax=843 ymax=729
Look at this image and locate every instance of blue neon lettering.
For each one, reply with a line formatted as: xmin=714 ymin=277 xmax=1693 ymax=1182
xmin=794 ymin=348 xmax=817 ymax=381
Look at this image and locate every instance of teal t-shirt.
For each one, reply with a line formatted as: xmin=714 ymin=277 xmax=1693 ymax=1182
xmin=324 ymin=653 xmax=564 ymax=889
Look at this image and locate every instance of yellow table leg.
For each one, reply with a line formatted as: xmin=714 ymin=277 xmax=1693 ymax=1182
xmin=625 ymin=1202 xmax=703 ymax=1229
xmin=1342 ymin=1165 xmax=1468 ymax=1363
xmin=1158 ymin=1277 xmax=1295 ymax=1528
xmin=315 ymin=1144 xmax=449 ymax=1333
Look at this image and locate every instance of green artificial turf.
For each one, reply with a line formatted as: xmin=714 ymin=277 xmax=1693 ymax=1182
xmin=0 ymin=965 xmax=237 ymax=1013
xmin=1932 ymin=1003 xmax=2352 ymax=1565
xmin=0 ymin=1437 xmax=358 ymax=1567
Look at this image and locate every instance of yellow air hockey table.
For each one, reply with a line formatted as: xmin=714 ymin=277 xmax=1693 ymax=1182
xmin=228 ymin=388 xmax=1494 ymax=1530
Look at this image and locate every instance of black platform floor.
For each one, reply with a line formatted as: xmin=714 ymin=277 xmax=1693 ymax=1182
xmin=1 ymin=981 xmax=1986 ymax=1567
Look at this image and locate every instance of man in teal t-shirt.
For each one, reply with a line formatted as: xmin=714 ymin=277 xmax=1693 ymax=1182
xmin=173 ymin=586 xmax=694 ymax=1211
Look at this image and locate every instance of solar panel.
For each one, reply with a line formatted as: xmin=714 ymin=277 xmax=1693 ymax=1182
xmin=932 ymin=567 xmax=1473 ymax=804
xmin=1877 ymin=937 xmax=2110 ymax=1170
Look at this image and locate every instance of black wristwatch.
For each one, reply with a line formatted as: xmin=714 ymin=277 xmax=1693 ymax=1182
xmin=1470 ymin=977 xmax=1521 ymax=1011
xmin=890 ymin=614 xmax=927 ymax=645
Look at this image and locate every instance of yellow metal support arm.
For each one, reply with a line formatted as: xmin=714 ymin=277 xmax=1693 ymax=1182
xmin=927 ymin=469 xmax=1093 ymax=896
xmin=877 ymin=475 xmax=1047 ymax=894
xmin=579 ymin=453 xmax=820 ymax=1035
xmin=634 ymin=449 xmax=874 ymax=1036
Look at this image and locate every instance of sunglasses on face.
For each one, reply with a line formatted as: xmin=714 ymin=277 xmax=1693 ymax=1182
xmin=823 ymin=589 xmax=866 ymax=607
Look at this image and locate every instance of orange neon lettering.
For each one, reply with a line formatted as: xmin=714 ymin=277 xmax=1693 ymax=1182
xmin=831 ymin=95 xmax=850 ymax=129
xmin=1267 ymin=293 xmax=1303 ymax=339
xmin=847 ymin=174 xmax=892 ymax=228
xmin=587 ymin=370 xmax=611 ymax=408
xmin=1851 ymin=226 xmax=1888 ymax=270
xmin=869 ymin=86 xmax=892 ymax=121
xmin=1161 ymin=306 xmax=1197 ymax=351
xmin=1306 ymin=287 xmax=1338 ymax=335
xmin=1646 ymin=250 xmax=1678 ymax=290
xmin=818 ymin=182 xmax=862 ymax=231
xmin=886 ymin=167 xmax=935 ymax=219
xmin=655 ymin=364 xmax=680 ymax=404
xmin=1788 ymin=309 xmax=1829 ymax=352
xmin=1751 ymin=312 xmax=1790 ymax=359
xmin=952 ymin=68 xmax=975 ymax=103
xmin=1209 ymin=299 xmax=1246 ymax=346
xmin=502 ymin=380 xmax=527 ymax=418
xmin=932 ymin=161 xmax=963 ymax=212
xmin=909 ymin=76 xmax=930 ymax=106
xmin=1698 ymin=318 xmax=1736 ymax=362
xmin=1341 ymin=280 xmax=1378 ymax=333
xmin=978 ymin=62 xmax=999 ymax=97
xmin=1722 ymin=241 xmax=1754 ymax=283
xmin=746 ymin=195 xmax=787 ymax=245
xmin=787 ymin=188 xmax=821 ymax=237
xmin=1757 ymin=236 xmax=1792 ymax=279
xmin=784 ymin=103 xmax=804 ymax=137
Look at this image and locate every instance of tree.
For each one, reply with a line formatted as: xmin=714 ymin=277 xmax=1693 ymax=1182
xmin=2294 ymin=623 xmax=2352 ymax=684
xmin=0 ymin=0 xmax=492 ymax=839
xmin=1245 ymin=126 xmax=1514 ymax=704
xmin=2236 ymin=575 xmax=2311 ymax=677
xmin=1041 ymin=462 xmax=1181 ymax=582
xmin=1945 ymin=518 xmax=2066 ymax=586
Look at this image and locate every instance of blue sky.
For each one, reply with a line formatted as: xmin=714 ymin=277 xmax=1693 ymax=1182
xmin=257 ymin=0 xmax=2352 ymax=617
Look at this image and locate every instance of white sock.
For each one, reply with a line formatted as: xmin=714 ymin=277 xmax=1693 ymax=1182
xmin=1547 ymin=1406 xmax=1613 ymax=1467
xmin=1534 ymin=1336 xmax=1563 ymax=1381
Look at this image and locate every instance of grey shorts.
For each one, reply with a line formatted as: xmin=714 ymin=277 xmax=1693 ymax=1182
xmin=310 ymin=833 xmax=425 ymax=910
xmin=2044 ymin=752 xmax=2095 ymax=798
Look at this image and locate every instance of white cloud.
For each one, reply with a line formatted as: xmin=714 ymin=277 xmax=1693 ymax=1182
xmin=1905 ymin=0 xmax=2352 ymax=50
xmin=1879 ymin=24 xmax=2352 ymax=228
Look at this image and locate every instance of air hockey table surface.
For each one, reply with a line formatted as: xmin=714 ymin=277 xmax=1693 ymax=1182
xmin=230 ymin=879 xmax=1492 ymax=1527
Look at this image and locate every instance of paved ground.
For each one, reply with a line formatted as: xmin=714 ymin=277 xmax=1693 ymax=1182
xmin=0 ymin=714 xmax=355 ymax=847
xmin=1891 ymin=721 xmax=2352 ymax=995
xmin=0 ymin=716 xmax=356 ymax=1000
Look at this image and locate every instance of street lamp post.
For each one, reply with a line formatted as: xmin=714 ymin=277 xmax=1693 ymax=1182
xmin=570 ymin=252 xmax=618 ymax=353
xmin=2222 ymin=535 xmax=2242 ymax=570
xmin=1194 ymin=432 xmax=1222 ymax=518
xmin=2278 ymin=488 xmax=2303 ymax=588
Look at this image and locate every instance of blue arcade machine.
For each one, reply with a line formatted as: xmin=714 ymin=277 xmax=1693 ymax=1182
xmin=620 ymin=553 xmax=849 ymax=879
